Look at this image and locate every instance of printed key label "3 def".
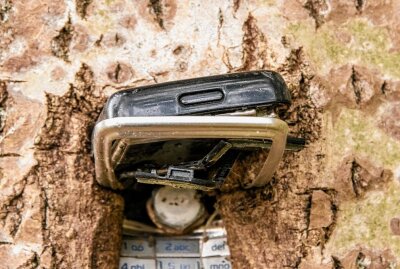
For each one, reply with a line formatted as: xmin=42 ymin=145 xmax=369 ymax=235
xmin=201 ymin=238 xmax=230 ymax=257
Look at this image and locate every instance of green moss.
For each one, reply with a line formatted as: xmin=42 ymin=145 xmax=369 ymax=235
xmin=332 ymin=109 xmax=400 ymax=168
xmin=104 ymin=0 xmax=115 ymax=5
xmin=324 ymin=108 xmax=400 ymax=260
xmin=286 ymin=19 xmax=400 ymax=78
xmin=327 ymin=180 xmax=400 ymax=258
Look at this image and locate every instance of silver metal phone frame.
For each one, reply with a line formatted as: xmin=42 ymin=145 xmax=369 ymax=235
xmin=92 ymin=116 xmax=288 ymax=190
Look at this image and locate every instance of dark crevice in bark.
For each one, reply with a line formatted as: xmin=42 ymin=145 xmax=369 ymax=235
xmin=380 ymin=80 xmax=388 ymax=95
xmin=303 ymin=0 xmax=329 ymax=29
xmin=115 ymin=33 xmax=121 ymax=44
xmin=0 ymin=80 xmax=8 ymax=133
xmin=350 ymin=66 xmax=362 ymax=105
xmin=355 ymin=0 xmax=365 ymax=13
xmin=356 ymin=252 xmax=367 ymax=267
xmin=350 ymin=159 xmax=361 ymax=197
xmin=0 ymin=0 xmax=12 ymax=24
xmin=51 ymin=17 xmax=74 ymax=62
xmin=16 ymin=251 xmax=40 ymax=269
xmin=238 ymin=13 xmax=264 ymax=71
xmin=94 ymin=34 xmax=103 ymax=47
xmin=217 ymin=8 xmax=223 ymax=45
xmin=30 ymin=251 xmax=40 ymax=269
xmin=241 ymin=13 xmax=258 ymax=69
xmin=114 ymin=62 xmax=122 ymax=83
xmin=304 ymin=194 xmax=312 ymax=232
xmin=233 ymin=0 xmax=241 ymax=12
xmin=76 ymin=0 xmax=92 ymax=19
xmin=332 ymin=256 xmax=344 ymax=269
xmin=326 ymin=202 xmax=338 ymax=236
xmin=0 ymin=152 xmax=20 ymax=157
xmin=149 ymin=0 xmax=165 ymax=29
xmin=40 ymin=185 xmax=49 ymax=233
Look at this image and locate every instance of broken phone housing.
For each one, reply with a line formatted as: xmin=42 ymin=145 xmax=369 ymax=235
xmin=91 ymin=71 xmax=306 ymax=268
xmin=92 ymin=71 xmax=305 ymax=191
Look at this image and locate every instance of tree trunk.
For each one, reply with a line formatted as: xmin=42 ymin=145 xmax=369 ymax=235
xmin=1 ymin=0 xmax=399 ymax=268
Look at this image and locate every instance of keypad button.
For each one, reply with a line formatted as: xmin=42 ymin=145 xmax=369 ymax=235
xmin=121 ymin=238 xmax=155 ymax=258
xmin=156 ymin=239 xmax=200 ymax=257
xmin=119 ymin=257 xmax=156 ymax=269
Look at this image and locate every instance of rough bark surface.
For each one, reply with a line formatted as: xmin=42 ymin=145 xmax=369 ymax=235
xmin=0 ymin=0 xmax=399 ymax=268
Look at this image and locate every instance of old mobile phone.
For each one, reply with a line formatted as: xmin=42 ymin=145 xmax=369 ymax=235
xmin=92 ymin=71 xmax=305 ymax=191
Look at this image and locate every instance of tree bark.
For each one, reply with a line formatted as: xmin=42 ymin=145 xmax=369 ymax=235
xmin=1 ymin=0 xmax=399 ymax=268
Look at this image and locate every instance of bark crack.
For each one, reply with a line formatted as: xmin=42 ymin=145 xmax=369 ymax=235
xmin=217 ymin=8 xmax=223 ymax=46
xmin=0 ymin=80 xmax=8 ymax=134
xmin=332 ymin=256 xmax=344 ymax=269
xmin=350 ymin=66 xmax=362 ymax=105
xmin=51 ymin=17 xmax=74 ymax=62
xmin=233 ymin=0 xmax=241 ymax=12
xmin=0 ymin=0 xmax=12 ymax=24
xmin=76 ymin=0 xmax=92 ymax=19
xmin=149 ymin=0 xmax=165 ymax=29
xmin=303 ymin=0 xmax=329 ymax=29
xmin=355 ymin=0 xmax=365 ymax=13
xmin=0 ymin=176 xmax=27 ymax=237
xmin=233 ymin=13 xmax=268 ymax=71
xmin=380 ymin=80 xmax=388 ymax=95
xmin=16 ymin=251 xmax=40 ymax=269
xmin=350 ymin=159 xmax=361 ymax=197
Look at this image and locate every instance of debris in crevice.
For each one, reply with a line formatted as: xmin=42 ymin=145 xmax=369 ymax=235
xmin=149 ymin=0 xmax=165 ymax=29
xmin=76 ymin=0 xmax=92 ymax=19
xmin=303 ymin=0 xmax=330 ymax=29
xmin=355 ymin=0 xmax=365 ymax=13
xmin=51 ymin=17 xmax=74 ymax=62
